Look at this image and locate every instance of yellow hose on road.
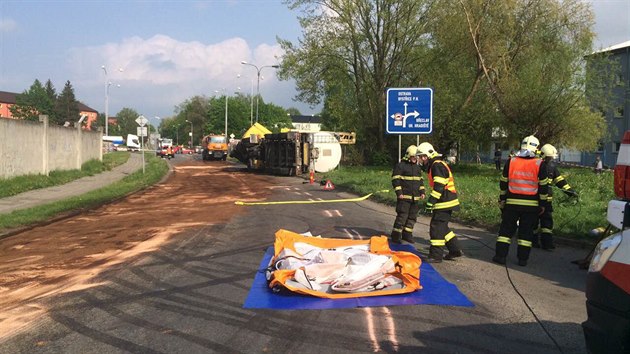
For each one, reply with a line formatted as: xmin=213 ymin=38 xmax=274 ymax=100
xmin=235 ymin=190 xmax=390 ymax=206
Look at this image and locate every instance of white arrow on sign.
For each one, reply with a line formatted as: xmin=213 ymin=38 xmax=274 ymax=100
xmin=136 ymin=115 xmax=149 ymax=127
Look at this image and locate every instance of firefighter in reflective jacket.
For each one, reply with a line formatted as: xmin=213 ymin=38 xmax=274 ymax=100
xmin=533 ymin=144 xmax=577 ymax=250
xmin=417 ymin=142 xmax=464 ymax=263
xmin=390 ymin=145 xmax=425 ymax=244
xmin=493 ymin=135 xmax=549 ymax=267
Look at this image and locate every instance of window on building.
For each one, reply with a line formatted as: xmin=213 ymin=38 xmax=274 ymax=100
xmin=613 ymin=142 xmax=621 ymax=153
xmin=597 ymin=141 xmax=604 ymax=152
xmin=615 ymin=106 xmax=624 ymax=118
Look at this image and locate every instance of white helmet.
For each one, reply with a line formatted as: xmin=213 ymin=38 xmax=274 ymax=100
xmin=540 ymin=144 xmax=558 ymax=159
xmin=405 ymin=145 xmax=418 ymax=157
xmin=417 ymin=142 xmax=439 ymax=159
xmin=520 ymin=135 xmax=540 ymax=152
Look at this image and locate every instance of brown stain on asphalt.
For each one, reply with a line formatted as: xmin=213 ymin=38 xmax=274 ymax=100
xmin=0 ymin=159 xmax=274 ymax=339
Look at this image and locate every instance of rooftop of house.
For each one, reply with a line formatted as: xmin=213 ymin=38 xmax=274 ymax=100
xmin=0 ymin=90 xmax=98 ymax=113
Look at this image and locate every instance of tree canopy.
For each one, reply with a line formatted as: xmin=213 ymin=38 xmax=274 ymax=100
xmin=279 ymin=0 xmax=612 ymax=161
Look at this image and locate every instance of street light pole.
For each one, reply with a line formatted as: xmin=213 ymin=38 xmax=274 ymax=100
xmin=101 ymin=65 xmax=123 ymax=137
xmin=240 ymin=61 xmax=279 ymax=124
xmin=215 ymin=89 xmax=229 ymax=143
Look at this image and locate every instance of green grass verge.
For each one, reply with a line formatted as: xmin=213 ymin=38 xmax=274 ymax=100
xmin=0 ymin=152 xmax=130 ymax=198
xmin=322 ymin=163 xmax=614 ymax=242
xmin=0 ymin=152 xmax=168 ymax=230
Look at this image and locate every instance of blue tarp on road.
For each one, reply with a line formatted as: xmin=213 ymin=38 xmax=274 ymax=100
xmin=243 ymin=243 xmax=474 ymax=310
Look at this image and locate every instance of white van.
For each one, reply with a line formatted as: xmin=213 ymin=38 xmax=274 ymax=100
xmin=126 ymin=134 xmax=141 ymax=152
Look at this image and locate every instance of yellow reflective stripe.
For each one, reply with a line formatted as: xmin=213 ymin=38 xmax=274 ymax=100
xmin=497 ymin=236 xmax=511 ymax=244
xmin=541 ymin=228 xmax=552 ymax=233
xmin=506 ymin=198 xmax=538 ymax=206
xmin=419 ymin=186 xmax=426 ymax=191
xmin=539 ymin=178 xmax=550 ymax=185
xmin=400 ymin=195 xmax=413 ymax=200
xmin=431 ymin=239 xmax=446 ymax=246
xmin=392 ymin=227 xmax=402 ymax=233
xmin=404 ymin=227 xmax=414 ymax=232
xmin=392 ymin=175 xmax=402 ymax=180
xmin=500 ymin=176 xmax=508 ymax=182
xmin=434 ymin=176 xmax=449 ymax=185
xmin=554 ymin=176 xmax=565 ymax=183
xmin=547 ymin=196 xmax=553 ymax=201
xmin=562 ymin=185 xmax=571 ymax=190
xmin=398 ymin=176 xmax=422 ymax=180
xmin=518 ymin=239 xmax=532 ymax=247
xmin=434 ymin=199 xmax=460 ymax=209
xmin=500 ymin=190 xmax=507 ymax=195
xmin=444 ymin=231 xmax=455 ymax=242
xmin=430 ymin=190 xmax=442 ymax=199
xmin=394 ymin=186 xmax=402 ymax=191
xmin=539 ymin=194 xmax=548 ymax=200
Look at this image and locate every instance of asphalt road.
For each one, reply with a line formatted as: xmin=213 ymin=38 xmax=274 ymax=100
xmin=0 ymin=156 xmax=590 ymax=353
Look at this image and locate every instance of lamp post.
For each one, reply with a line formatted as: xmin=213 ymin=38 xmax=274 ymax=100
xmin=240 ymin=61 xmax=279 ymax=123
xmin=238 ymin=74 xmax=255 ymax=126
xmin=175 ymin=124 xmax=179 ymax=146
xmin=215 ymin=89 xmax=229 ymax=143
xmin=101 ymin=65 xmax=123 ymax=137
xmin=186 ymin=119 xmax=193 ymax=148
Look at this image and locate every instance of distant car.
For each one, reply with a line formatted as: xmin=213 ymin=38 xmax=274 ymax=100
xmin=181 ymin=147 xmax=194 ymax=155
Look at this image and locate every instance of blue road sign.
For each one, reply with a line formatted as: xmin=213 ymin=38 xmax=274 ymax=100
xmin=386 ymin=88 xmax=433 ymax=134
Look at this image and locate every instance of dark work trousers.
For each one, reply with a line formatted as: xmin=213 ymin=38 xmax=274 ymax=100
xmin=429 ymin=210 xmax=461 ymax=259
xmin=538 ymin=204 xmax=554 ymax=248
xmin=495 ymin=209 xmax=538 ymax=261
xmin=495 ymin=159 xmax=501 ymax=170
xmin=391 ymin=199 xmax=420 ymax=242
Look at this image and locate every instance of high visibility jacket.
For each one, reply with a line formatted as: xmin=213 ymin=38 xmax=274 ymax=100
xmin=391 ymin=157 xmax=425 ymax=201
xmin=427 ymin=158 xmax=460 ymax=211
xmin=500 ymin=156 xmax=549 ymax=211
xmin=543 ymin=160 xmax=574 ymax=203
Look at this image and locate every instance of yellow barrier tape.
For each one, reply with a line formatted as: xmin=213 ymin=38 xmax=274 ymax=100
xmin=235 ymin=189 xmax=390 ymax=206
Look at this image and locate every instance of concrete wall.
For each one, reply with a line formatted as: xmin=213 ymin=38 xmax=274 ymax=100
xmin=0 ymin=115 xmax=102 ymax=179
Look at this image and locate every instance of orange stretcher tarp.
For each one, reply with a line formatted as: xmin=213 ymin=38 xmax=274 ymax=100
xmin=268 ymin=229 xmax=422 ymax=299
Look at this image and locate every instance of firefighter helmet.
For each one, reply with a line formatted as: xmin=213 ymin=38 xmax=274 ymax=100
xmin=417 ymin=142 xmax=439 ymax=159
xmin=405 ymin=145 xmax=418 ymax=157
xmin=521 ymin=135 xmax=540 ymax=152
xmin=540 ymin=144 xmax=558 ymax=159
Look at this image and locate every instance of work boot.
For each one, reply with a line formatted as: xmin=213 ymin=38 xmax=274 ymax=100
xmin=402 ymin=234 xmax=415 ymax=243
xmin=444 ymin=250 xmax=464 ymax=261
xmin=390 ymin=237 xmax=402 ymax=245
xmin=518 ymin=259 xmax=528 ymax=267
xmin=492 ymin=255 xmax=506 ymax=265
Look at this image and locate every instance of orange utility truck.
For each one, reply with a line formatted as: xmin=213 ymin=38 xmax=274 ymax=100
xmin=201 ymin=134 xmax=228 ymax=161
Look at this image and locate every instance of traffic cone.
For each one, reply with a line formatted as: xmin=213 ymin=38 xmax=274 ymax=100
xmin=309 ymin=170 xmax=315 ymax=184
xmin=323 ymin=179 xmax=335 ymax=190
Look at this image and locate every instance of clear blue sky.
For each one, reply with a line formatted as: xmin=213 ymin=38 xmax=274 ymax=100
xmin=0 ymin=0 xmax=628 ymax=125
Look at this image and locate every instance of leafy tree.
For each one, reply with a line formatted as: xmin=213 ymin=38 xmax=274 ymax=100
xmin=54 ymin=81 xmax=80 ymax=126
xmin=110 ymin=107 xmax=140 ymax=137
xmin=279 ymin=0 xmax=434 ymax=163
xmin=9 ymin=79 xmax=54 ymax=121
xmin=450 ymin=0 xmax=605 ymax=150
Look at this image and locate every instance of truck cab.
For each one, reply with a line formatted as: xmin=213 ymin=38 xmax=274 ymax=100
xmin=201 ymin=134 xmax=228 ymax=161
xmin=582 ymin=131 xmax=630 ymax=353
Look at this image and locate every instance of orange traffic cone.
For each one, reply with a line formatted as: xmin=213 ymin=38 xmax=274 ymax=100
xmin=309 ymin=170 xmax=315 ymax=184
xmin=323 ymin=179 xmax=335 ymax=190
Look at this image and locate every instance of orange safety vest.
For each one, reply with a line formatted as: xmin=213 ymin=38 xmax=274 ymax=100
xmin=428 ymin=161 xmax=457 ymax=193
xmin=508 ymin=158 xmax=541 ymax=195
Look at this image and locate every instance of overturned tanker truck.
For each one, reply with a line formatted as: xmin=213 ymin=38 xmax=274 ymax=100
xmin=230 ymin=123 xmax=355 ymax=176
